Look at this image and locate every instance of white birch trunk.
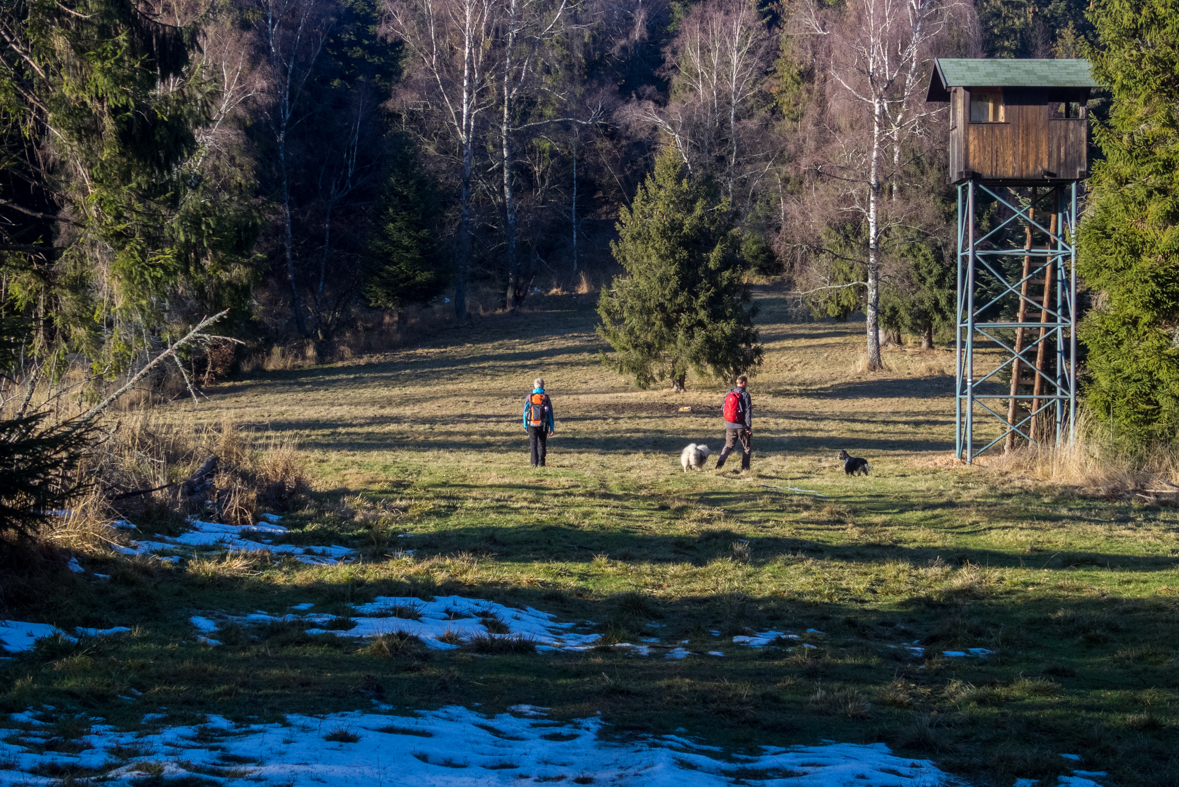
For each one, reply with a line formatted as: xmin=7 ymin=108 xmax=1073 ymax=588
xmin=502 ymin=0 xmax=520 ymax=312
xmin=865 ymin=94 xmax=884 ymax=371
xmin=456 ymin=0 xmax=475 ymax=322
xmin=571 ymin=127 xmax=578 ymax=276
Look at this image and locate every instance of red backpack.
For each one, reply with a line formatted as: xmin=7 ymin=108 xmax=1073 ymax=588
xmin=723 ymin=390 xmax=745 ymax=423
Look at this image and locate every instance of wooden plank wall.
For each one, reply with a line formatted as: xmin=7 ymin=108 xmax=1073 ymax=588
xmin=960 ymin=88 xmax=1087 ymax=181
xmin=950 ymin=88 xmax=964 ymax=179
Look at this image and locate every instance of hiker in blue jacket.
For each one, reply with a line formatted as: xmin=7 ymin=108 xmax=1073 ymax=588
xmin=523 ymin=378 xmax=556 ymax=467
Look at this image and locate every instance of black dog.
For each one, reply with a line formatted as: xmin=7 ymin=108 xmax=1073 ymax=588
xmin=837 ymin=450 xmax=871 ymax=476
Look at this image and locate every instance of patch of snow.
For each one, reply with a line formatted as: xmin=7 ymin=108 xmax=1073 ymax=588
xmin=1059 ymin=778 xmax=1106 ymax=787
xmin=1061 ymin=754 xmax=1082 ymax=761
xmin=666 ymin=648 xmax=691 ymax=659
xmin=0 ymin=621 xmax=129 ymax=653
xmin=189 ymin=616 xmax=218 ymax=634
xmin=660 ymin=734 xmax=723 ymax=752
xmin=806 ymin=628 xmax=824 ymax=634
xmin=114 ymin=518 xmax=356 ymax=565
xmin=109 ymin=761 xmax=190 ymax=779
xmin=7 ymin=711 xmax=49 ymax=725
xmin=0 ymin=706 xmax=969 ymax=786
xmin=707 ymin=651 xmax=724 ymax=657
xmin=615 ymin=643 xmax=652 ymax=656
xmin=0 ymin=621 xmax=73 ymax=653
xmin=508 ymin=705 xmax=549 ymax=717
xmin=309 ymin=595 xmax=601 ymax=651
xmin=942 ymin=648 xmax=993 ymax=658
xmin=244 ymin=521 xmax=288 ymax=535
xmin=75 ymin=627 xmax=131 ymax=638
xmin=290 ymin=603 xmax=315 ymax=611
xmin=67 ymin=558 xmax=84 ymax=573
xmin=732 ymin=630 xmax=799 ymax=647
xmin=259 ymin=513 xmax=284 ymax=523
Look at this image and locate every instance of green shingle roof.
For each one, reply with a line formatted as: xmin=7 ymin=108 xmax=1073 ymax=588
xmin=927 ymin=59 xmax=1098 ymax=101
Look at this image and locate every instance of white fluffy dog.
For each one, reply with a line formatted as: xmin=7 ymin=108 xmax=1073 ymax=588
xmin=680 ymin=443 xmax=711 ymax=472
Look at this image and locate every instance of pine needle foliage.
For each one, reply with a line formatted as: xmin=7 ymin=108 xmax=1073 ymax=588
xmin=597 ymin=150 xmax=762 ymax=391
xmin=363 ymin=139 xmax=449 ymax=313
xmin=0 ymin=317 xmax=93 ymax=540
xmin=0 ymin=0 xmax=258 ymax=369
xmin=1077 ymin=0 xmax=1179 ymax=445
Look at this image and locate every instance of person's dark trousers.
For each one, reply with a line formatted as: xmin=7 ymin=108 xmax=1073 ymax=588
xmin=528 ymin=426 xmax=548 ymax=467
xmin=715 ymin=428 xmax=752 ymax=470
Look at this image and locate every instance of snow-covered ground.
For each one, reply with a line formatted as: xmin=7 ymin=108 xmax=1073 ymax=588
xmin=0 ymin=704 xmax=944 ymax=786
xmin=187 ymin=594 xmax=600 ymax=651
xmin=0 ymin=620 xmax=131 ymax=654
xmin=110 ymin=516 xmax=355 ymax=565
xmin=184 ymin=600 xmax=921 ymax=660
xmin=0 ymin=704 xmax=1110 ymax=787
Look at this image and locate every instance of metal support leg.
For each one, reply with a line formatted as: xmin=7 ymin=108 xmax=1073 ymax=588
xmin=955 ymin=181 xmax=1079 ymax=461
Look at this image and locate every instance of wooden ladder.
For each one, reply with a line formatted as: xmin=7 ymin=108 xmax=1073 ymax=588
xmin=1005 ymin=198 xmax=1058 ymax=453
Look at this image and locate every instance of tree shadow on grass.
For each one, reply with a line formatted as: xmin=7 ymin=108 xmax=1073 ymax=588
xmin=792 ymin=377 xmax=956 ymax=401
xmin=395 ymin=520 xmax=1179 ymax=574
xmin=231 ymin=410 xmax=955 ymax=455
xmin=214 ymin=343 xmax=603 ymax=396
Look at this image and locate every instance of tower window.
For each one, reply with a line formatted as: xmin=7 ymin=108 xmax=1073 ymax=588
xmin=969 ymin=89 xmax=1005 ymax=123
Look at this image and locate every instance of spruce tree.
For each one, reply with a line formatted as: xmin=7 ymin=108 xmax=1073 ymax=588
xmin=597 ymin=150 xmax=762 ymax=391
xmin=881 ymin=241 xmax=955 ymax=349
xmin=0 ymin=317 xmax=92 ymax=541
xmin=0 ymin=0 xmax=257 ymax=367
xmin=1077 ymin=0 xmax=1179 ymax=445
xmin=363 ymin=141 xmax=449 ymax=318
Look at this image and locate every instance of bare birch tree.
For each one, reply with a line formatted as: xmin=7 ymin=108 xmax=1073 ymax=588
xmin=385 ymin=0 xmax=496 ymax=322
xmin=253 ymin=0 xmax=333 ymax=338
xmin=790 ymin=0 xmax=969 ymax=370
xmin=497 ymin=0 xmax=571 ymax=312
xmin=632 ymin=0 xmax=773 ymax=213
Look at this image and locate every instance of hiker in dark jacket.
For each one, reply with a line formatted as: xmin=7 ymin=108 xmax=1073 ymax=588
xmin=522 ymin=377 xmax=556 ymax=467
xmin=715 ymin=374 xmax=752 ymax=471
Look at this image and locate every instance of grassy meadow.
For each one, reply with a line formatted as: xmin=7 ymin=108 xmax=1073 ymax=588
xmin=4 ymin=287 xmax=1179 ymax=786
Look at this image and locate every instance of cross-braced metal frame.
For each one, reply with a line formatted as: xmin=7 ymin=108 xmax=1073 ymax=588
xmin=955 ymin=180 xmax=1079 ymax=462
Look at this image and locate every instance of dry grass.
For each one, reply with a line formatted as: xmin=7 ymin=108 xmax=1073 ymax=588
xmin=985 ymin=411 xmax=1179 ymax=496
xmin=39 ymin=489 xmax=118 ymax=555
xmin=186 ymin=552 xmax=261 ymax=584
xmin=7 ymin=404 xmax=315 ymax=552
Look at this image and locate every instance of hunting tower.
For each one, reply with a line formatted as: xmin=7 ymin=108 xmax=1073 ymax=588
xmin=926 ymin=59 xmax=1098 ymax=462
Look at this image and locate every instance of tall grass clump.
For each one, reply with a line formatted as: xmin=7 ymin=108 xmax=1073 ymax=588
xmin=988 ymin=409 xmax=1179 ymax=496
